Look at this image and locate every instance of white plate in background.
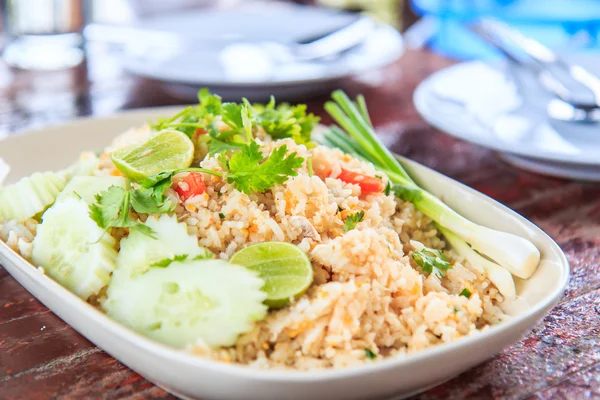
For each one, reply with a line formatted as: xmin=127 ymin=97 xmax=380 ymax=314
xmin=121 ymin=5 xmax=404 ymax=100
xmin=413 ymin=55 xmax=600 ymax=180
xmin=0 ymin=108 xmax=568 ymax=399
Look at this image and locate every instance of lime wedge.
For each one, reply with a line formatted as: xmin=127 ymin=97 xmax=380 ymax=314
xmin=230 ymin=242 xmax=314 ymax=308
xmin=111 ymin=129 xmax=194 ymax=181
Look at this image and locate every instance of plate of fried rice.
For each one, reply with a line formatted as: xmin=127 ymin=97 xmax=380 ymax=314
xmin=0 ymin=91 xmax=569 ymax=400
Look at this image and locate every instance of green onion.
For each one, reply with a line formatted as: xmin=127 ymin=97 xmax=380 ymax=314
xmin=323 ymin=90 xmax=540 ymax=281
xmin=459 ymin=288 xmax=472 ymax=298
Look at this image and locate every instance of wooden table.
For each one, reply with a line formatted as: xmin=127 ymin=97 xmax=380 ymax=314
xmin=0 ymin=47 xmax=598 ymax=400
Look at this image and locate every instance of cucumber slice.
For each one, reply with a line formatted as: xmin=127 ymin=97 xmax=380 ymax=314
xmin=57 ymin=176 xmax=129 ymax=204
xmin=113 ymin=214 xmax=212 ymax=280
xmin=58 ymin=154 xmax=100 ymax=181
xmin=0 ymin=172 xmax=66 ymax=222
xmin=104 ymin=259 xmax=267 ymax=348
xmin=31 ymin=197 xmax=118 ymax=300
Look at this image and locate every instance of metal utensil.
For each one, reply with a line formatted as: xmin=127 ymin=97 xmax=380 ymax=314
xmin=470 ymin=19 xmax=600 ymax=123
xmin=84 ymin=16 xmax=375 ymax=63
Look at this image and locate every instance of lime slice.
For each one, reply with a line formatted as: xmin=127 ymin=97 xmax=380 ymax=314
xmin=111 ymin=129 xmax=194 ymax=181
xmin=230 ymin=242 xmax=313 ymax=308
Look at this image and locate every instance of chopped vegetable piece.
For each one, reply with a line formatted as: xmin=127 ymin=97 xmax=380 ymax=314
xmin=344 ymin=210 xmax=365 ymax=232
xmin=337 ymin=168 xmax=384 ymax=194
xmin=365 ymin=349 xmax=377 ymax=359
xmin=459 ymin=288 xmax=472 ymax=298
xmin=32 ymin=197 xmax=118 ymax=300
xmin=103 ymin=259 xmax=267 ymax=349
xmin=230 ymin=242 xmax=313 ymax=308
xmin=219 ymin=213 xmax=225 ymax=219
xmin=411 ymin=246 xmax=452 ymax=278
xmin=384 ymin=181 xmax=391 ymax=196
xmin=174 ymin=172 xmax=206 ymax=201
xmin=0 ymin=172 xmax=65 ymax=222
xmin=111 ymin=129 xmax=194 ymax=181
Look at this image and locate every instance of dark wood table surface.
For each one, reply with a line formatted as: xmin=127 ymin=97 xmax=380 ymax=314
xmin=0 ymin=47 xmax=599 ymax=400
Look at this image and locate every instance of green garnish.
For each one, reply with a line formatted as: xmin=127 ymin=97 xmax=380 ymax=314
xmin=150 ymin=253 xmax=213 ymax=268
xmin=459 ymin=288 xmax=472 ymax=298
xmin=322 ymin=90 xmax=539 ymax=280
xmin=343 ymin=210 xmax=365 ymax=232
xmin=221 ymin=142 xmax=304 ymax=195
xmin=384 ymin=181 xmax=391 ymax=196
xmin=411 ymin=246 xmax=452 ymax=279
xmin=250 ymin=96 xmax=319 ymax=144
xmin=219 ymin=213 xmax=225 ymax=219
xmin=365 ymin=349 xmax=377 ymax=359
xmin=89 ymin=186 xmax=154 ymax=237
xmin=151 ymin=254 xmax=189 ymax=268
xmin=150 ymin=89 xmax=318 ymax=150
xmin=306 ymin=156 xmax=313 ymax=177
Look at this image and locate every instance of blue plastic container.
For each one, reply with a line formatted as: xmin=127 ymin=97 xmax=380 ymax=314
xmin=411 ymin=0 xmax=600 ymax=59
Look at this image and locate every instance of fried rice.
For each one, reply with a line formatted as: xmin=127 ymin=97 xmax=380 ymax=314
xmin=0 ymin=125 xmax=506 ymax=371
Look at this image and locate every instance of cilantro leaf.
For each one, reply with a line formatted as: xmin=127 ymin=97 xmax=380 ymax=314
xmin=89 ymin=186 xmax=154 ymax=237
xmin=197 ymin=88 xmax=222 ymax=116
xmin=459 ymin=288 xmax=472 ymax=298
xmin=221 ymin=103 xmax=253 ymax=140
xmin=343 ymin=210 xmax=365 ymax=232
xmin=411 ymin=247 xmax=452 ymax=278
xmin=251 ymin=97 xmax=319 ymax=144
xmin=149 ymin=89 xmax=223 ymax=136
xmin=130 ymin=186 xmax=175 ymax=214
xmin=224 ymin=142 xmax=304 ymax=194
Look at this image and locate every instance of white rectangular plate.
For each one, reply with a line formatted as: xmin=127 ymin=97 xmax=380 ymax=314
xmin=0 ymin=108 xmax=569 ymax=400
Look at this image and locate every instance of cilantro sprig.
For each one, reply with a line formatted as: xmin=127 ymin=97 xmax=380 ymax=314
xmin=411 ymin=246 xmax=453 ymax=278
xmin=343 ymin=210 xmax=365 ymax=232
xmin=221 ymin=142 xmax=304 ymax=194
xmin=89 ymin=186 xmax=156 ymax=237
xmin=251 ymin=96 xmax=319 ymax=144
xmin=149 ymin=89 xmax=319 ymax=151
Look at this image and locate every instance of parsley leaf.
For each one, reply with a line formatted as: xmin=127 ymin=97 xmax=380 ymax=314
xmin=411 ymin=247 xmax=452 ymax=278
xmin=343 ymin=210 xmax=365 ymax=232
xmin=89 ymin=186 xmax=154 ymax=237
xmin=224 ymin=142 xmax=304 ymax=194
xmin=459 ymin=288 xmax=472 ymax=298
